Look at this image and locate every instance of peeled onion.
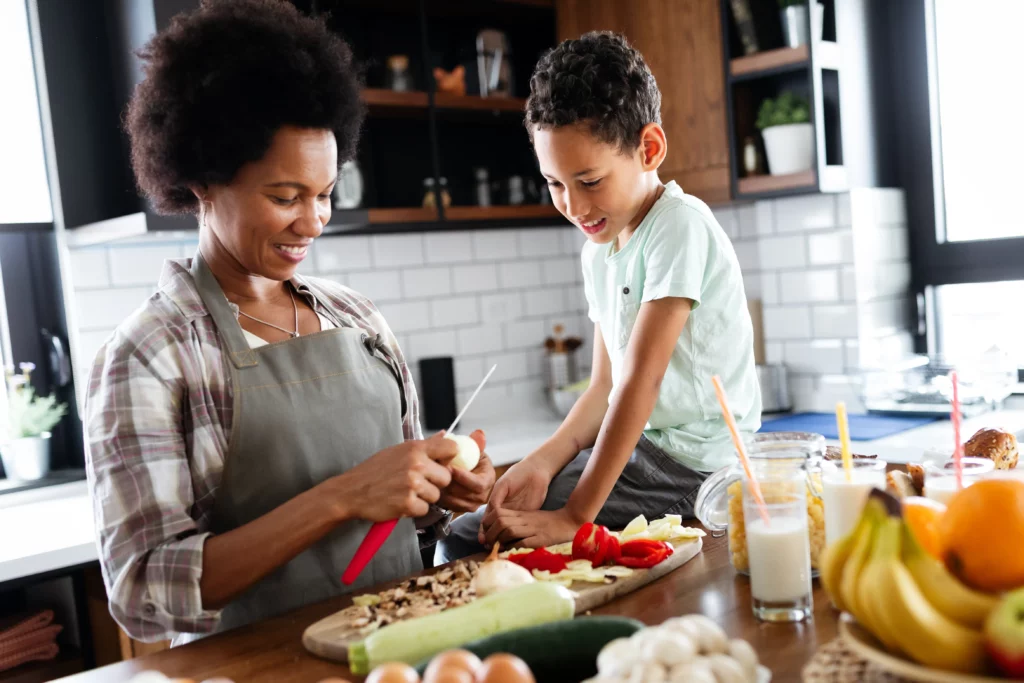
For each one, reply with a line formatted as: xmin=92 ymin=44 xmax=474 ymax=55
xmin=445 ymin=434 xmax=480 ymax=471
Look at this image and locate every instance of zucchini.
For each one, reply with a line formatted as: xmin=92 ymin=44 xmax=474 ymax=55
xmin=347 ymin=582 xmax=575 ymax=674
xmin=414 ymin=616 xmax=645 ymax=683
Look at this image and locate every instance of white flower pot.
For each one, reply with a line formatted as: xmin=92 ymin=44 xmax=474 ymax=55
xmin=0 ymin=432 xmax=52 ymax=481
xmin=761 ymin=123 xmax=814 ymax=175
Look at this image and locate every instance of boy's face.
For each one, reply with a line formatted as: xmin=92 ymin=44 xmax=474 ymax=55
xmin=534 ymin=122 xmax=665 ymax=245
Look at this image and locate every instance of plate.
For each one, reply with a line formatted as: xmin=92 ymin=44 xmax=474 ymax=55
xmin=839 ymin=614 xmax=1003 ymax=682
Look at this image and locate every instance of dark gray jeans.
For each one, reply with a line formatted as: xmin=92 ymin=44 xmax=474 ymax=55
xmin=435 ymin=436 xmax=709 ymax=565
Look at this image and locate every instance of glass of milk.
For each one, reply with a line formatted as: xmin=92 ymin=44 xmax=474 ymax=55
xmin=743 ymin=459 xmax=814 ymax=623
xmin=924 ymin=456 xmax=995 ymax=504
xmin=822 ymin=459 xmax=888 ymax=547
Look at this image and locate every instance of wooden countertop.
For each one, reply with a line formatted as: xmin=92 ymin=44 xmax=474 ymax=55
xmin=60 ymin=529 xmax=838 ymax=682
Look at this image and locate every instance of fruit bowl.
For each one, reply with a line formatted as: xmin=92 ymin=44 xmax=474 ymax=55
xmin=840 ymin=615 xmax=1005 ymax=682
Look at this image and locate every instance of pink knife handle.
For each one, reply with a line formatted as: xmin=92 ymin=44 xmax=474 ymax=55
xmin=341 ymin=519 xmax=398 ymax=585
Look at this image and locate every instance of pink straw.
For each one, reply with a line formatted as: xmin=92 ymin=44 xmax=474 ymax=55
xmin=951 ymin=370 xmax=963 ymax=490
xmin=712 ymin=375 xmax=770 ymax=527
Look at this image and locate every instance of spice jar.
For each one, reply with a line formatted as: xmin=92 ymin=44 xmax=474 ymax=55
xmin=386 ymin=55 xmax=411 ymax=92
xmin=422 ymin=177 xmax=451 ymax=209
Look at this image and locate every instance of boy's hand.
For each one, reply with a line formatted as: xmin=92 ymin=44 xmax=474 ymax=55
xmin=480 ymin=507 xmax=583 ymax=549
xmin=438 ymin=430 xmax=495 ymax=513
xmin=478 ymin=459 xmax=553 ymax=543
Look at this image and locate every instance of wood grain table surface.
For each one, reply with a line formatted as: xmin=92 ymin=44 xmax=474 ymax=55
xmin=59 ymin=527 xmax=838 ymax=682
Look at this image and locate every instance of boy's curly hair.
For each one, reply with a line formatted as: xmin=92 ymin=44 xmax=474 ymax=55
xmin=125 ymin=0 xmax=363 ymax=215
xmin=525 ymin=31 xmax=661 ymax=152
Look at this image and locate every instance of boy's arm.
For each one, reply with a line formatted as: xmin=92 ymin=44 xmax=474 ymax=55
xmin=519 ymin=323 xmax=614 ymax=479
xmin=564 ymin=296 xmax=692 ymax=524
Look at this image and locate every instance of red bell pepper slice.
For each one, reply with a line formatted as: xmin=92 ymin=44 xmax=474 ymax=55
xmin=573 ymin=523 xmax=615 ymax=566
xmin=507 ymin=547 xmax=570 ymax=573
xmin=616 ymin=539 xmax=674 ymax=569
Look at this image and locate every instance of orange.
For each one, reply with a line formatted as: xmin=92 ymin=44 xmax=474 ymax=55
xmin=938 ymin=478 xmax=1024 ymax=593
xmin=903 ymin=496 xmax=946 ymax=558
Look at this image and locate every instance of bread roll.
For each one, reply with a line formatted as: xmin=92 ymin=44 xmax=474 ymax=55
xmin=964 ymin=428 xmax=1018 ymax=470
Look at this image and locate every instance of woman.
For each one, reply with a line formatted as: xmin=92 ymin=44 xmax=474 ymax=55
xmin=85 ymin=0 xmax=495 ymax=645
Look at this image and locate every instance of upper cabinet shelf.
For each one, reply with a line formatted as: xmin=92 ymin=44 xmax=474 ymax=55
xmin=363 ymin=88 xmax=526 ymax=115
xmin=730 ymin=42 xmax=840 ymax=82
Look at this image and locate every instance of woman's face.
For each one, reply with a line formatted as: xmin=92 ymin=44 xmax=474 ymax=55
xmin=201 ymin=126 xmax=338 ymax=281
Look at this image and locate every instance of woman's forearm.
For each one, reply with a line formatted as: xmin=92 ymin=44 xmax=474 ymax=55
xmin=199 ymin=479 xmax=349 ymax=609
xmin=526 ymin=382 xmax=611 ymax=478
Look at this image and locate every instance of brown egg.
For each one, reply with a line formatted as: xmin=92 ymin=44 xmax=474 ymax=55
xmin=477 ymin=654 xmax=535 ymax=683
xmin=423 ymin=669 xmax=472 ymax=683
xmin=315 ymin=679 xmax=353 ymax=683
xmin=424 ymin=650 xmax=482 ymax=679
xmin=366 ymin=662 xmax=420 ymax=683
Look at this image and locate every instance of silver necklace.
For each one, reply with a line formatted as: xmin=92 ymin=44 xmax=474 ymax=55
xmin=237 ymin=286 xmax=299 ymax=338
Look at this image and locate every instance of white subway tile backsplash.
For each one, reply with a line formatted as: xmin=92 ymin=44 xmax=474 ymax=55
xmin=180 ymin=240 xmax=200 ymax=258
xmin=736 ymin=204 xmax=762 ymax=238
xmin=841 ymin=266 xmax=857 ymax=302
xmin=754 ymin=201 xmax=775 ymax=236
xmin=486 ymin=350 xmax=532 ymax=382
xmin=373 ymin=234 xmax=425 ymax=268
xmin=775 ymin=194 xmax=836 ymax=233
xmin=807 ymin=229 xmax=854 ymax=265
xmin=454 ymin=357 xmax=485 ymax=389
xmin=472 ymin=231 xmax=519 ymax=260
xmin=317 ymin=235 xmax=372 ymax=271
xmin=760 ymin=272 xmax=779 ymax=305
xmin=452 ymin=263 xmax=499 ymax=293
xmin=402 ymin=267 xmax=451 ymax=298
xmin=110 ymin=244 xmax=177 ymax=286
xmin=499 ymin=261 xmax=542 ymax=288
xmin=430 ymin=295 xmax=479 ymax=328
xmin=318 ymin=272 xmax=349 ymax=287
xmin=743 ymin=274 xmax=761 ymax=301
xmin=424 ymin=232 xmax=474 ymax=264
xmin=837 ymin=192 xmax=852 ymax=226
xmin=505 ymin=318 xmax=547 ymax=349
xmin=75 ymin=329 xmax=114 ymax=371
xmin=518 ymin=228 xmax=563 ymax=258
xmin=779 ymin=269 xmax=841 ymax=304
xmin=763 ymin=305 xmax=813 ymax=339
xmin=716 ymin=207 xmax=740 ymax=238
xmin=524 ymin=288 xmax=567 ymax=317
xmin=812 ymin=304 xmax=859 ymax=339
xmin=757 ymin=235 xmax=807 ymax=270
xmin=783 ymin=339 xmax=845 ymax=374
xmin=542 ymin=257 xmax=577 ymax=286
xmin=458 ymin=384 xmax=510 ymax=421
xmin=75 ymin=288 xmax=152 ymax=330
xmin=860 ymin=297 xmax=912 ymax=338
xmin=561 ymin=227 xmax=587 ymax=255
xmin=377 ymin=301 xmax=431 ymax=333
xmin=733 ymin=240 xmax=761 ymax=272
xmin=480 ymin=292 xmax=524 ymax=322
xmin=766 ymin=341 xmax=784 ymax=364
xmin=508 ymin=377 xmax=546 ymax=402
xmin=860 ymin=262 xmax=911 ymax=302
xmin=457 ymin=324 xmax=505 ymax=356
xmin=68 ymin=249 xmax=110 ymax=289
xmin=845 ymin=340 xmax=860 ymax=371
xmin=347 ymin=270 xmax=403 ymax=302
xmin=570 ymin=285 xmax=589 ymax=314
xmin=406 ymin=329 xmax=457 ymax=361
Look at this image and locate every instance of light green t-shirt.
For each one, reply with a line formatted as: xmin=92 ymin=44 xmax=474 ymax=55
xmin=581 ymin=181 xmax=761 ymax=473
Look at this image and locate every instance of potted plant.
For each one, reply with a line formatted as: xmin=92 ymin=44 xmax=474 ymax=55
xmin=0 ymin=363 xmax=68 ymax=481
xmin=756 ymin=92 xmax=813 ymax=175
xmin=778 ymin=0 xmax=824 ymax=47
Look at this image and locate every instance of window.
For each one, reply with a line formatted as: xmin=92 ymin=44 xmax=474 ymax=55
xmin=0 ymin=0 xmax=53 ymax=224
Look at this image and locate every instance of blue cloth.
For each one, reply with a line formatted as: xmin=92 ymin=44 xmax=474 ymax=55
xmin=759 ymin=412 xmax=939 ymax=441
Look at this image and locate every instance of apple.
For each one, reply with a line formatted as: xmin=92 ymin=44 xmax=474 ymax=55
xmin=985 ymin=587 xmax=1024 ymax=678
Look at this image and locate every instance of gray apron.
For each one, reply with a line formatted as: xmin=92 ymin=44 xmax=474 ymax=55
xmin=190 ymin=255 xmax=422 ymax=635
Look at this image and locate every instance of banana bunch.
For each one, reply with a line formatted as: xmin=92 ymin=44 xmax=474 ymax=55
xmin=819 ymin=491 xmax=999 ymax=674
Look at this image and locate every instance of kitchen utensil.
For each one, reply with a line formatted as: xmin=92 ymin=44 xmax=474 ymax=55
xmin=332 ymin=161 xmax=364 ymax=210
xmin=757 ymin=363 xmax=791 ymax=413
xmin=340 ymin=366 xmax=497 ymax=586
xmin=474 ymin=168 xmax=491 ymax=207
xmin=307 ymin=536 xmax=703 ymax=662
xmin=475 ymin=29 xmax=511 ymax=97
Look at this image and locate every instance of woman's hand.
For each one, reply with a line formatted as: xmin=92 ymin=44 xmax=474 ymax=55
xmin=324 ymin=433 xmax=457 ymax=522
xmin=438 ymin=430 xmax=495 ymax=513
xmin=478 ymin=458 xmax=554 ymax=544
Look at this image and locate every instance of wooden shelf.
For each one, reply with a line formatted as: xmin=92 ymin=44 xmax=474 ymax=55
xmin=367 ymin=207 xmax=439 ymax=223
xmin=737 ymin=170 xmax=817 ymax=196
xmin=445 ymin=205 xmax=561 ymax=221
xmin=731 ymin=45 xmax=809 ymax=80
xmin=0 ymin=650 xmax=84 ymax=682
xmin=362 ymin=89 xmax=526 ymax=114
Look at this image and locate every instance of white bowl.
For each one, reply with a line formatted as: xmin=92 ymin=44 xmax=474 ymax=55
xmin=549 ymin=388 xmax=583 ymax=417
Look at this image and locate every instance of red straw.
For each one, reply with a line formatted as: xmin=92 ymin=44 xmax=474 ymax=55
xmin=951 ymin=370 xmax=963 ymax=490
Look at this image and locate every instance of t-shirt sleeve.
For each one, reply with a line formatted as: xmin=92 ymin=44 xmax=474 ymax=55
xmin=641 ymin=206 xmax=715 ymax=310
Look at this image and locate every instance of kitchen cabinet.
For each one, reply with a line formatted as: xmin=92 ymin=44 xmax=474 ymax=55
xmin=555 ymin=0 xmax=732 ymax=204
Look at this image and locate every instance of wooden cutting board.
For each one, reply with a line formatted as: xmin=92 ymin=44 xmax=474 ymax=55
xmin=303 ymin=536 xmax=702 ymax=663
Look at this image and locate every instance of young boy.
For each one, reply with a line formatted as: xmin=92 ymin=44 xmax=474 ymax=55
xmin=436 ymin=31 xmax=760 ymax=562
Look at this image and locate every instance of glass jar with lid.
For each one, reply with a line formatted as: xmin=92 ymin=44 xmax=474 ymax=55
xmin=694 ymin=432 xmax=826 ymax=575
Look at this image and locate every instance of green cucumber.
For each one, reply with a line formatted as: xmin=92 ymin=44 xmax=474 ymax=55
xmin=348 ymin=582 xmax=575 ymax=674
xmin=414 ymin=616 xmax=645 ymax=682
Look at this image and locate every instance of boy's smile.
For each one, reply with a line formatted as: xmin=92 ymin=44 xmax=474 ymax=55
xmin=533 ymin=122 xmax=667 ymax=248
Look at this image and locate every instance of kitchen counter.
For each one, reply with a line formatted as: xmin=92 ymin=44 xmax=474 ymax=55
xmin=58 ymin=527 xmax=837 ymax=682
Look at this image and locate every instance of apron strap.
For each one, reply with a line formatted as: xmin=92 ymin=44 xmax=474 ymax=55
xmin=190 ymin=252 xmax=260 ymax=369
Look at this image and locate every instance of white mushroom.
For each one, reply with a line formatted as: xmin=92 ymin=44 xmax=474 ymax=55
xmin=639 ymin=627 xmax=697 ymax=667
xmin=667 ymin=659 xmax=716 ymax=683
xmin=674 ymin=615 xmax=729 ymax=654
xmin=597 ymin=637 xmax=637 ymax=677
xmin=707 ymin=653 xmax=748 ymax=683
xmin=627 ymin=661 xmax=667 ymax=683
xmin=727 ymin=639 xmax=760 ymax=683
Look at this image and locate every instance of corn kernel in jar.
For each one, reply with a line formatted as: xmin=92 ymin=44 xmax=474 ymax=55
xmin=726 ymin=475 xmax=825 ymax=572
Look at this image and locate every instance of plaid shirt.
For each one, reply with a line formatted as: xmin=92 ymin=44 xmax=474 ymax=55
xmin=85 ymin=258 xmax=422 ymax=644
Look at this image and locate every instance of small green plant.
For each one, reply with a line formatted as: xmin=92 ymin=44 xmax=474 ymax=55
xmin=5 ymin=363 xmax=67 ymax=439
xmin=777 ymin=0 xmax=806 ymax=8
xmin=755 ymin=92 xmax=811 ymax=130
